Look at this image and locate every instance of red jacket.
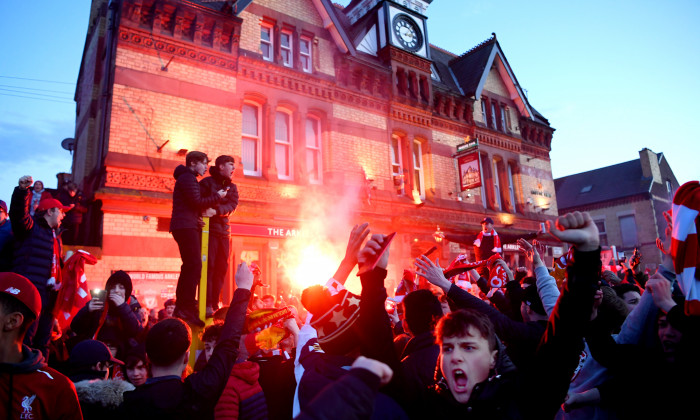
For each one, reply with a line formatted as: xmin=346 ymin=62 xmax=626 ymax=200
xmin=215 ymin=361 xmax=268 ymax=420
xmin=0 ymin=346 xmax=82 ymax=419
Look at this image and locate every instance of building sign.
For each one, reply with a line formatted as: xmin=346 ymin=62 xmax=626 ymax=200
xmin=123 ymin=271 xmax=179 ymax=310
xmin=502 ymin=243 xmax=520 ymax=251
xmin=456 ymin=138 xmax=479 ymax=154
xmin=230 ymin=223 xmax=306 ymax=238
xmin=458 ymin=151 xmax=482 ymax=191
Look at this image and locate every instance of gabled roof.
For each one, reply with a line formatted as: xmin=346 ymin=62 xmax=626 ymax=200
xmin=448 ymin=33 xmax=534 ymax=120
xmin=554 ymin=159 xmax=652 ymax=210
xmin=428 ymin=45 xmax=463 ymax=94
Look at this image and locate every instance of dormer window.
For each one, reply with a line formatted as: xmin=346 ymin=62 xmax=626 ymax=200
xmin=430 ymin=64 xmax=440 ymax=81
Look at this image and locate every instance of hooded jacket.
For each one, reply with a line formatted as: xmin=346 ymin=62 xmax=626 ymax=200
xmin=215 ymin=360 xmax=268 ymax=420
xmin=70 ymin=275 xmax=142 ymax=347
xmin=169 ymin=165 xmax=221 ymax=231
xmin=0 ymin=345 xmax=82 ymax=419
xmin=199 ymin=165 xmax=239 ymax=237
xmin=73 ymin=376 xmax=135 ymax=420
xmin=9 ymin=186 xmax=62 ymax=289
xmin=413 ymin=248 xmax=600 ymax=420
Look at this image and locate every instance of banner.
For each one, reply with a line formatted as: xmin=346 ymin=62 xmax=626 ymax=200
xmin=458 ymin=151 xmax=482 ymax=191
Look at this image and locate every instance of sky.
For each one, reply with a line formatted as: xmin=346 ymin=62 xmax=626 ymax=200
xmin=0 ymin=0 xmax=698 ymax=205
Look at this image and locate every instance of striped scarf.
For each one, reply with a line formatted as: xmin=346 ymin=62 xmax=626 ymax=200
xmin=669 ymin=181 xmax=700 ymax=315
xmin=474 ymin=229 xmax=502 ymax=253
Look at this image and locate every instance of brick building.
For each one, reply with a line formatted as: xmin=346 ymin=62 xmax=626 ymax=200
xmin=71 ymin=0 xmax=558 ymax=309
xmin=554 ymin=148 xmax=680 ymax=270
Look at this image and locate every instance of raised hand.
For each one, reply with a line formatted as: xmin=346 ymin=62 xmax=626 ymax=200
xmin=19 ymin=175 xmax=33 ymax=189
xmin=346 ymin=222 xmax=370 ymax=264
xmin=645 ymin=273 xmax=676 ymax=313
xmin=546 ymin=211 xmax=600 ymax=252
xmin=358 ymin=233 xmax=391 ymax=270
xmin=414 ymin=255 xmax=451 ymax=292
xmin=352 ymin=356 xmax=393 ymax=386
xmin=235 ymin=261 xmax=254 ymax=290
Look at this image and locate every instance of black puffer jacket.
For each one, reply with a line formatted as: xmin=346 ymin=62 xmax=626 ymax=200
xmin=199 ymin=165 xmax=239 ymax=237
xmin=9 ymin=186 xmax=61 ymax=288
xmin=169 ymin=165 xmax=221 ymax=231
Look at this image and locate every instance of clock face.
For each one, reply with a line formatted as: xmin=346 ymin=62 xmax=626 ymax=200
xmin=392 ymin=14 xmax=423 ymax=52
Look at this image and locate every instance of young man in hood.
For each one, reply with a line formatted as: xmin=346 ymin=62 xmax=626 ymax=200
xmin=10 ymin=175 xmax=71 ymax=359
xmin=199 ymin=155 xmax=239 ymax=317
xmin=0 ymin=272 xmax=82 ymax=419
xmin=169 ymin=151 xmax=226 ymax=327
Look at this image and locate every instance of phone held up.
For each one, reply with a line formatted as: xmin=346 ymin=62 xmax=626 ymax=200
xmin=91 ymin=288 xmax=107 ymax=302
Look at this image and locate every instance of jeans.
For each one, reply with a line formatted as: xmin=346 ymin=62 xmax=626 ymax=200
xmin=172 ymin=228 xmax=202 ymax=311
xmin=207 ymin=234 xmax=230 ymax=309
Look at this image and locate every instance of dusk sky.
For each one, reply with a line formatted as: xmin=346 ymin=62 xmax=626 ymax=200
xmin=1 ymin=0 xmax=697 ymax=204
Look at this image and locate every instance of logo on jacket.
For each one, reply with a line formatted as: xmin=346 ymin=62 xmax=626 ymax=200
xmin=21 ymin=394 xmax=36 ymax=419
xmin=5 ymin=287 xmax=21 ymax=295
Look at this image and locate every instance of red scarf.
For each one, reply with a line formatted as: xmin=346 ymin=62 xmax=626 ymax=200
xmin=54 ymin=250 xmax=98 ymax=330
xmin=48 ymin=230 xmax=62 ymax=288
xmin=474 ymin=229 xmax=502 ymax=252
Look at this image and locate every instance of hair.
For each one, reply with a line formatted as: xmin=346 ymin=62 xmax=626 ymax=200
xmin=146 ymin=318 xmax=192 ymax=366
xmin=201 ymin=323 xmax=224 ymax=343
xmin=403 ymin=289 xmax=443 ymax=335
xmin=185 ymin=151 xmax=209 ymax=167
xmin=523 ymin=284 xmax=546 ymax=316
xmin=215 ymin=155 xmax=235 ymax=167
xmin=597 ymin=286 xmax=630 ymax=334
xmin=0 ymin=294 xmax=36 ymax=336
xmin=612 ymin=283 xmax=641 ymax=299
xmin=64 ymin=182 xmax=78 ymax=192
xmin=164 ymin=298 xmax=176 ymax=308
xmin=435 ymin=309 xmax=497 ymax=352
xmin=262 ymin=294 xmax=276 ymax=303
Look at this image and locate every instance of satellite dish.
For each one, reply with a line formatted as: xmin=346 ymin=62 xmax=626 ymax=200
xmin=61 ymin=138 xmax=75 ymax=152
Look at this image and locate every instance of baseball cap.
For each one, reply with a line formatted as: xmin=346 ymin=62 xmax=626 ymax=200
xmin=69 ymin=339 xmax=124 ymax=367
xmin=480 ymin=217 xmax=494 ymax=225
xmin=36 ymin=198 xmax=71 ymax=212
xmin=0 ymin=200 xmax=7 ymax=214
xmin=0 ymin=272 xmax=42 ymax=318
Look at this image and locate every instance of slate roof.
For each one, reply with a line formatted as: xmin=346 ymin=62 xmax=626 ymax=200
xmin=448 ymin=34 xmax=497 ymax=97
xmin=554 ymin=159 xmax=653 ymax=210
xmin=428 ymin=45 xmax=462 ymax=93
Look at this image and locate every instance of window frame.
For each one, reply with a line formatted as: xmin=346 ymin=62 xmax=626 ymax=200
xmin=305 ymin=115 xmax=322 ymax=184
xmin=391 ymin=134 xmax=404 ymax=195
xmin=500 ymin=105 xmax=507 ymax=132
xmin=492 ymin=157 xmax=502 ymax=210
xmin=412 ymin=139 xmax=425 ymax=200
xmin=280 ymin=29 xmax=293 ymax=68
xmin=619 ymin=214 xmax=638 ymax=248
xmin=300 ymin=36 xmax=312 ymax=73
xmin=241 ymin=102 xmax=262 ymax=177
xmin=260 ymin=23 xmax=274 ymax=62
xmin=274 ymin=109 xmax=294 ymax=180
xmin=506 ymin=163 xmax=516 ymax=212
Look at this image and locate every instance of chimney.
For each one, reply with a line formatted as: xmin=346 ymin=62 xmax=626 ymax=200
xmin=639 ymin=148 xmax=661 ymax=184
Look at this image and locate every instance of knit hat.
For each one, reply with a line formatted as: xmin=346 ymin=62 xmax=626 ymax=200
xmin=0 ymin=272 xmax=42 ymax=318
xmin=105 ymin=270 xmax=133 ymax=300
xmin=480 ymin=217 xmax=494 ymax=225
xmin=301 ymin=285 xmax=361 ymax=355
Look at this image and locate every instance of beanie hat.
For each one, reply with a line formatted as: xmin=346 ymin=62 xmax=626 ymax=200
xmin=523 ymin=284 xmax=546 ymax=316
xmin=301 ymin=285 xmax=361 ymax=355
xmin=106 ymin=270 xmax=133 ymax=300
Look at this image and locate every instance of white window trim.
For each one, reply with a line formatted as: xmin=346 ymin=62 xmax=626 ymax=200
xmin=300 ymin=36 xmax=312 ymax=73
xmin=507 ymin=163 xmax=516 ymax=212
xmin=280 ymin=30 xmax=293 ymax=68
xmin=500 ymin=105 xmax=507 ymax=132
xmin=275 ymin=109 xmax=294 ymax=180
xmin=479 ymin=154 xmax=487 ymax=208
xmin=261 ymin=23 xmax=274 ymax=62
xmin=480 ymin=100 xmax=488 ymax=125
xmin=490 ymin=102 xmax=498 ymax=130
xmin=306 ymin=116 xmax=322 ymax=184
xmin=492 ymin=158 xmax=502 ymax=210
xmin=242 ymin=102 xmax=262 ymax=177
xmin=412 ymin=139 xmax=425 ymax=199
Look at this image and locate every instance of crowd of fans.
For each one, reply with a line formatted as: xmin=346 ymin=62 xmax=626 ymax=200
xmin=1 ymin=174 xmax=698 ymax=419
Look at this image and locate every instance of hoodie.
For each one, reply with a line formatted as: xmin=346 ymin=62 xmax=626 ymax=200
xmin=0 ymin=345 xmax=82 ymax=419
xmin=169 ymin=164 xmax=221 ymax=231
xmin=199 ymin=165 xmax=239 ymax=237
xmin=215 ymin=361 xmax=268 ymax=420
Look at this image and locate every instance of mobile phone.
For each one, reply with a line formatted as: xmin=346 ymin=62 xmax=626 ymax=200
xmin=91 ymin=288 xmax=107 ymax=302
xmin=357 ymin=232 xmax=397 ymax=275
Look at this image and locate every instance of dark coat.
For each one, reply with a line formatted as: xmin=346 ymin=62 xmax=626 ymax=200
xmin=199 ymin=166 xmax=239 ymax=237
xmin=120 ymin=288 xmax=251 ymax=419
xmin=169 ymin=165 xmax=221 ymax=231
xmin=400 ymin=331 xmax=440 ymax=399
xmin=57 ymin=189 xmax=88 ymax=226
xmin=9 ymin=186 xmax=61 ymax=289
xmin=412 ymin=248 xmax=600 ymax=420
xmin=70 ymin=301 xmax=143 ymax=349
xmin=0 ymin=218 xmax=13 ymax=271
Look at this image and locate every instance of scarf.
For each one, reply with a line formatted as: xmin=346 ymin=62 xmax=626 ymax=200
xmin=47 ymin=230 xmax=62 ymax=289
xmin=54 ymin=250 xmax=98 ymax=330
xmin=444 ymin=253 xmax=507 ymax=288
xmin=668 ymin=181 xmax=700 ymax=315
xmin=474 ymin=228 xmax=502 ymax=253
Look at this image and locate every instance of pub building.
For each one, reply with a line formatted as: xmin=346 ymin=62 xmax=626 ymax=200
xmin=69 ymin=0 xmax=558 ymax=308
